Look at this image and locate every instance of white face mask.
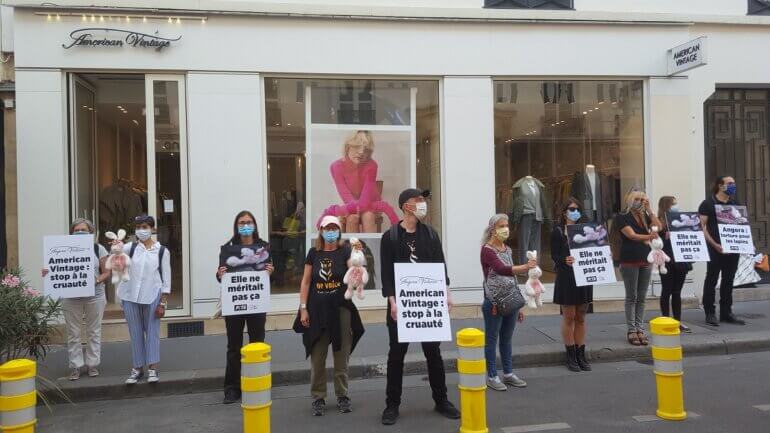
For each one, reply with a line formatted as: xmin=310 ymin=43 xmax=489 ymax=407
xmin=413 ymin=202 xmax=428 ymax=219
xmin=135 ymin=229 xmax=152 ymax=242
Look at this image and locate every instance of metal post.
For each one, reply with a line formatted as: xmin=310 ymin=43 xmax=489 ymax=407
xmin=650 ymin=317 xmax=686 ymax=421
xmin=241 ymin=343 xmax=271 ymax=433
xmin=0 ymin=359 xmax=37 ymax=433
xmin=456 ymin=328 xmax=488 ymax=433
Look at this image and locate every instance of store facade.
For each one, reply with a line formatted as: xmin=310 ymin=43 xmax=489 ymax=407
xmin=11 ymin=1 xmax=770 ymax=320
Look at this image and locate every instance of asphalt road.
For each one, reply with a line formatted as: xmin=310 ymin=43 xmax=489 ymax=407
xmin=38 ymin=351 xmax=770 ymax=433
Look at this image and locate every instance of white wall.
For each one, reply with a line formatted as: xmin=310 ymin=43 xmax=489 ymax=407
xmin=575 ymin=0 xmax=746 ymax=15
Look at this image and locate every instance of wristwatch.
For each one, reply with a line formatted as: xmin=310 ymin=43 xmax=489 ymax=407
xmin=300 ymin=303 xmax=307 ymax=310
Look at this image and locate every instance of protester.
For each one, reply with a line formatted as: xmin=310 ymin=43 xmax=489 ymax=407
xmin=116 ymin=214 xmax=171 ymax=384
xmin=379 ymin=188 xmax=460 ymax=425
xmin=480 ymin=213 xmax=537 ymax=390
xmin=296 ymin=215 xmax=364 ymax=416
xmin=551 ymin=198 xmax=594 ymax=371
xmin=616 ymin=190 xmax=662 ymax=346
xmin=699 ymin=176 xmax=745 ymax=326
xmin=216 ymin=211 xmax=274 ymax=404
xmin=41 ymin=218 xmax=110 ymax=380
xmin=657 ymin=196 xmax=692 ymax=333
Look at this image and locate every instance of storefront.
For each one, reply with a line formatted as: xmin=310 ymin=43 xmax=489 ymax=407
xmin=11 ymin=2 xmax=770 ymax=321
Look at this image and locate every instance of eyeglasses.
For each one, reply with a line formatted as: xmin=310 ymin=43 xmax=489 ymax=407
xmin=567 ymin=207 xmax=580 ymax=211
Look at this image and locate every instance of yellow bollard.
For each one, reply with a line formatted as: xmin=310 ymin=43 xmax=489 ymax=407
xmin=0 ymin=359 xmax=37 ymax=433
xmin=241 ymin=343 xmax=271 ymax=433
xmin=456 ymin=328 xmax=488 ymax=433
xmin=650 ymin=317 xmax=686 ymax=421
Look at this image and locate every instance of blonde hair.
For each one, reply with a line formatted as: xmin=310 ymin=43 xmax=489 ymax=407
xmin=624 ymin=190 xmax=647 ymax=213
xmin=343 ymin=130 xmax=374 ymax=159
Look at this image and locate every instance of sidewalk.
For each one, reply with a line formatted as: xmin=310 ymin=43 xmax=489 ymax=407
xmin=39 ymin=300 xmax=770 ymax=403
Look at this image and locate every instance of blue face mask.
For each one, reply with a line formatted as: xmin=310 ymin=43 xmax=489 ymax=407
xmin=73 ymin=230 xmax=91 ymax=235
xmin=725 ymin=184 xmax=737 ymax=196
xmin=567 ymin=210 xmax=581 ymax=222
xmin=238 ymin=225 xmax=255 ymax=236
xmin=322 ymin=230 xmax=340 ymax=244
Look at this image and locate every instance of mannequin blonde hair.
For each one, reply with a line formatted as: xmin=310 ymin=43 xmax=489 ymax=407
xmin=343 ymin=130 xmax=374 ymax=159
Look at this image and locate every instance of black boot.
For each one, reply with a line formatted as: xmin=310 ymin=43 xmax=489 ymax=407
xmin=565 ymin=345 xmax=581 ymax=372
xmin=575 ymin=345 xmax=592 ymax=371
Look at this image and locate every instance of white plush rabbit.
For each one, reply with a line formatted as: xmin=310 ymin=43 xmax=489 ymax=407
xmin=523 ymin=251 xmax=544 ymax=309
xmin=343 ymin=238 xmax=368 ymax=300
xmin=104 ymin=229 xmax=131 ymax=284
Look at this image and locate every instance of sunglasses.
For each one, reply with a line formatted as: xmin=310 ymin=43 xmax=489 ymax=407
xmin=567 ymin=207 xmax=580 ymax=211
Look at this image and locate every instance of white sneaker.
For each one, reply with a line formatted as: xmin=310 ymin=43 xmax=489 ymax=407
xmin=125 ymin=368 xmax=143 ymax=385
xmin=503 ymin=373 xmax=527 ymax=388
xmin=69 ymin=368 xmax=81 ymax=381
xmin=147 ymin=369 xmax=159 ymax=383
xmin=486 ymin=376 xmax=507 ymax=392
xmin=87 ymin=367 xmax=100 ymax=377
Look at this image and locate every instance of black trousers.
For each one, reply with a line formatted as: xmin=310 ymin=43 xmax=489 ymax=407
xmin=224 ymin=313 xmax=266 ymax=391
xmin=660 ymin=264 xmax=688 ymax=320
xmin=385 ymin=311 xmax=448 ymax=407
xmin=702 ymin=249 xmax=740 ymax=317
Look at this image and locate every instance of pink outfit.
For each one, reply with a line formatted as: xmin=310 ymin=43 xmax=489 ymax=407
xmin=316 ymin=158 xmax=399 ymax=228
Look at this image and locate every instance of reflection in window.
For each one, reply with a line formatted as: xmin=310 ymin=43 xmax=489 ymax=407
xmin=494 ymin=80 xmax=645 ymax=283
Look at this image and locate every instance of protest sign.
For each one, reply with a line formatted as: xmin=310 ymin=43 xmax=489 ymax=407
xmin=666 ymin=212 xmax=710 ymax=262
xmin=43 ymin=235 xmax=95 ymax=298
xmin=567 ymin=223 xmax=616 ymax=287
xmin=220 ymin=270 xmax=270 ymax=316
xmin=715 ymin=205 xmax=755 ymax=254
xmin=394 ymin=263 xmax=451 ymax=343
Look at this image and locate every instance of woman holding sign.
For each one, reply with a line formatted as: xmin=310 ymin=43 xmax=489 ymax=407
xmin=215 ymin=210 xmax=274 ymax=405
xmin=296 ymin=215 xmax=364 ymax=416
xmin=41 ymin=218 xmax=110 ymax=381
xmin=551 ymin=198 xmax=594 ymax=372
xmin=615 ymin=190 xmax=662 ymax=346
xmin=657 ymin=196 xmax=692 ymax=333
xmin=480 ymin=214 xmax=537 ymax=391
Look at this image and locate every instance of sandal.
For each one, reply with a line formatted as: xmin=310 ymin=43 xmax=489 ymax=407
xmin=627 ymin=331 xmax=641 ymax=346
xmin=637 ymin=331 xmax=649 ymax=346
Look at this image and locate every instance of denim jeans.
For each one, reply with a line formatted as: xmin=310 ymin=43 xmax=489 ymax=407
xmin=620 ymin=265 xmax=652 ymax=332
xmin=482 ymin=298 xmax=519 ymax=378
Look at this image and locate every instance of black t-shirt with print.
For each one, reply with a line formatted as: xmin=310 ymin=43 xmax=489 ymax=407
xmin=615 ymin=212 xmax=652 ymax=263
xmin=305 ymin=245 xmax=350 ymax=331
xmin=698 ymin=194 xmax=738 ymax=245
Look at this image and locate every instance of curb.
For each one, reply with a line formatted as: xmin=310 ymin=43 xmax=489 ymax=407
xmin=42 ymin=333 xmax=770 ymax=404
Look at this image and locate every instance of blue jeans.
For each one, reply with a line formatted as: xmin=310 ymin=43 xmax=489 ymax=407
xmin=482 ymin=298 xmax=519 ymax=378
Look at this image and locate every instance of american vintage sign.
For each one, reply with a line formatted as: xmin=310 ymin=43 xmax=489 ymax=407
xmin=667 ymin=37 xmax=708 ymax=76
xmin=62 ymin=28 xmax=181 ymax=51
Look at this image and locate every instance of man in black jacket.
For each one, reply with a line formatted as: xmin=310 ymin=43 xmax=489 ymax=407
xmin=379 ymin=188 xmax=460 ymax=426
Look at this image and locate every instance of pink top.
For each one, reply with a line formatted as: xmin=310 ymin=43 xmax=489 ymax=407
xmin=330 ymin=158 xmax=381 ymax=208
xmin=480 ymin=245 xmax=515 ymax=279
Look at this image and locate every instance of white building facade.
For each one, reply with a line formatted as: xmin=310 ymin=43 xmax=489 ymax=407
xmin=9 ymin=0 xmax=770 ymax=321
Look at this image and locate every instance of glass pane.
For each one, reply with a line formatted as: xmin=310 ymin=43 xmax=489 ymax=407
xmin=494 ymin=80 xmax=645 ymax=283
xmin=73 ymin=81 xmax=96 ymax=222
xmin=152 ymin=80 xmax=184 ymax=311
xmin=266 ymin=78 xmax=440 ymax=294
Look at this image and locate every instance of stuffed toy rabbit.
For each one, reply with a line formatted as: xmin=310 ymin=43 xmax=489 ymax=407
xmin=104 ymin=229 xmax=131 ymax=284
xmin=343 ymin=238 xmax=368 ymax=300
xmin=226 ymin=247 xmax=270 ymax=270
xmin=523 ymin=250 xmax=544 ymax=309
xmin=647 ymin=226 xmax=671 ymax=275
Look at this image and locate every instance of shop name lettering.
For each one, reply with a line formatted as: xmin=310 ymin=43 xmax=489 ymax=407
xmin=673 ymin=42 xmax=701 ymax=67
xmin=62 ymin=28 xmax=181 ymax=51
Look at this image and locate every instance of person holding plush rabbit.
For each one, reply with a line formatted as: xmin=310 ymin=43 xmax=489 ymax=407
xmin=615 ymin=190 xmax=663 ymax=346
xmin=42 ymin=218 xmax=110 ymax=381
xmin=551 ymin=198 xmax=594 ymax=372
xmin=114 ymin=214 xmax=171 ymax=385
xmin=215 ymin=210 xmax=274 ymax=404
xmin=480 ymin=213 xmax=537 ymax=391
xmin=657 ymin=196 xmax=692 ymax=333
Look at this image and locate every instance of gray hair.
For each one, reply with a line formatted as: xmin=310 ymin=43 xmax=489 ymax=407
xmin=70 ymin=218 xmax=95 ymax=234
xmin=482 ymin=213 xmax=509 ymax=245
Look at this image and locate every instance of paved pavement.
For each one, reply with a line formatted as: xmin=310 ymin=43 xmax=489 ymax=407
xmin=38 ymin=350 xmax=770 ymax=433
xmin=38 ymin=300 xmax=770 ymax=402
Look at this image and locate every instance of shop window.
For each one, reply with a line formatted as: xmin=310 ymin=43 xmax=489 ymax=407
xmin=748 ymin=0 xmax=770 ymax=15
xmin=494 ymin=80 xmax=645 ymax=283
xmin=265 ymin=78 xmax=441 ymax=294
xmin=485 ymin=0 xmax=574 ymax=10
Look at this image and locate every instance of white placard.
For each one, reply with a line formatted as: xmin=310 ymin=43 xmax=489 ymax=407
xmin=394 ymin=263 xmax=451 ymax=343
xmin=163 ymin=199 xmax=174 ymax=213
xmin=667 ymin=212 xmax=710 ymax=262
xmin=716 ymin=205 xmax=755 ymax=255
xmin=220 ymin=270 xmax=271 ymax=316
xmin=43 ymin=235 xmax=95 ymax=299
xmin=567 ymin=223 xmax=616 ymax=287
xmin=667 ymin=37 xmax=707 ymax=75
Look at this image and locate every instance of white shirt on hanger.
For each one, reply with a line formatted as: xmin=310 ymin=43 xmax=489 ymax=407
xmin=117 ymin=241 xmax=171 ymax=304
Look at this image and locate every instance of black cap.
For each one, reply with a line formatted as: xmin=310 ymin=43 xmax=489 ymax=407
xmin=134 ymin=214 xmax=156 ymax=228
xmin=398 ymin=188 xmax=431 ymax=209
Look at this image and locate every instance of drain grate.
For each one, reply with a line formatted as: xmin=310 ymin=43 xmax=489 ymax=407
xmin=167 ymin=321 xmax=204 ymax=338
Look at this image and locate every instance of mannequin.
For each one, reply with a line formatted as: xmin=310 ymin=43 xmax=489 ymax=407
xmin=512 ymin=175 xmax=549 ymax=263
xmin=585 ymin=164 xmax=598 ymax=221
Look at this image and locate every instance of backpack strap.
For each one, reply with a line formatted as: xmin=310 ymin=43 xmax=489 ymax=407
xmin=93 ymin=243 xmax=100 ymax=260
xmin=129 ymin=241 xmax=138 ymax=259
